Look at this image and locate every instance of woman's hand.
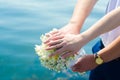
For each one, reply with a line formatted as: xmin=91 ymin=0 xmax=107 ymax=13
xmin=45 ymin=34 xmax=87 ymax=58
xmin=72 ymin=54 xmax=98 ymax=72
xmin=44 ymin=23 xmax=80 ymax=43
xmin=59 ymin=22 xmax=80 ymax=35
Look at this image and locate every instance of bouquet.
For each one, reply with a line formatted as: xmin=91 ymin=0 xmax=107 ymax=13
xmin=35 ymin=29 xmax=86 ymax=72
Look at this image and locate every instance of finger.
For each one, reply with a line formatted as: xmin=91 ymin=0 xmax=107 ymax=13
xmin=50 ymin=47 xmax=65 ymax=57
xmin=72 ymin=67 xmax=79 ymax=71
xmin=46 ymin=42 xmax=65 ymax=50
xmin=44 ymin=30 xmax=59 ymax=43
xmin=45 ymin=33 xmax=51 ymax=38
xmin=49 ymin=29 xmax=59 ymax=34
xmin=62 ymin=51 xmax=78 ymax=59
xmin=61 ymin=51 xmax=74 ymax=59
xmin=51 ymin=35 xmax=64 ymax=40
xmin=72 ymin=60 xmax=81 ymax=68
xmin=52 ymin=32 xmax=62 ymax=37
xmin=44 ymin=35 xmax=64 ymax=44
xmin=47 ymin=39 xmax=63 ymax=46
xmin=72 ymin=67 xmax=83 ymax=72
xmin=44 ymin=37 xmax=51 ymax=43
xmin=74 ymin=68 xmax=85 ymax=73
xmin=75 ymin=52 xmax=79 ymax=55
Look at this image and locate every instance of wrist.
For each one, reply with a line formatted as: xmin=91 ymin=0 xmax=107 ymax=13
xmin=66 ymin=22 xmax=81 ymax=34
xmin=97 ymin=50 xmax=111 ymax=63
xmin=94 ymin=53 xmax=104 ymax=65
xmin=69 ymin=20 xmax=79 ymax=25
xmin=76 ymin=33 xmax=90 ymax=48
xmin=69 ymin=20 xmax=83 ymax=29
xmin=79 ymin=32 xmax=92 ymax=44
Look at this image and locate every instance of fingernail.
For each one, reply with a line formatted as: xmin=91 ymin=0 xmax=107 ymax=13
xmin=45 ymin=33 xmax=50 ymax=37
xmin=45 ymin=47 xmax=50 ymax=50
xmin=44 ymin=39 xmax=49 ymax=43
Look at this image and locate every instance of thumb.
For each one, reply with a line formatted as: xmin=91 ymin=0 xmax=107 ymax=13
xmin=71 ymin=58 xmax=82 ymax=69
xmin=71 ymin=62 xmax=79 ymax=70
xmin=71 ymin=65 xmax=81 ymax=72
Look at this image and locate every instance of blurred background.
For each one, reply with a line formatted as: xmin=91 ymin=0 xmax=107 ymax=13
xmin=0 ymin=0 xmax=109 ymax=80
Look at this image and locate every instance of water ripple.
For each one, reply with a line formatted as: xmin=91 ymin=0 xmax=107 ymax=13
xmin=0 ymin=0 xmax=109 ymax=80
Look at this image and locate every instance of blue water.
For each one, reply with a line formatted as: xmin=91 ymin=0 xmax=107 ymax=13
xmin=0 ymin=0 xmax=109 ymax=80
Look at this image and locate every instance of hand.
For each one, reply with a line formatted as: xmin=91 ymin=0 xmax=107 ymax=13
xmin=59 ymin=22 xmax=80 ymax=35
xmin=71 ymin=54 xmax=98 ymax=72
xmin=45 ymin=34 xmax=87 ymax=58
xmin=44 ymin=23 xmax=80 ymax=43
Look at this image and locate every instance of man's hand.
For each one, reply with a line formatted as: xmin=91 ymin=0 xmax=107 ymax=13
xmin=72 ymin=54 xmax=98 ymax=72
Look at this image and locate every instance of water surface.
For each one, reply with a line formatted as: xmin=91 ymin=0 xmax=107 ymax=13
xmin=0 ymin=0 xmax=109 ymax=80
